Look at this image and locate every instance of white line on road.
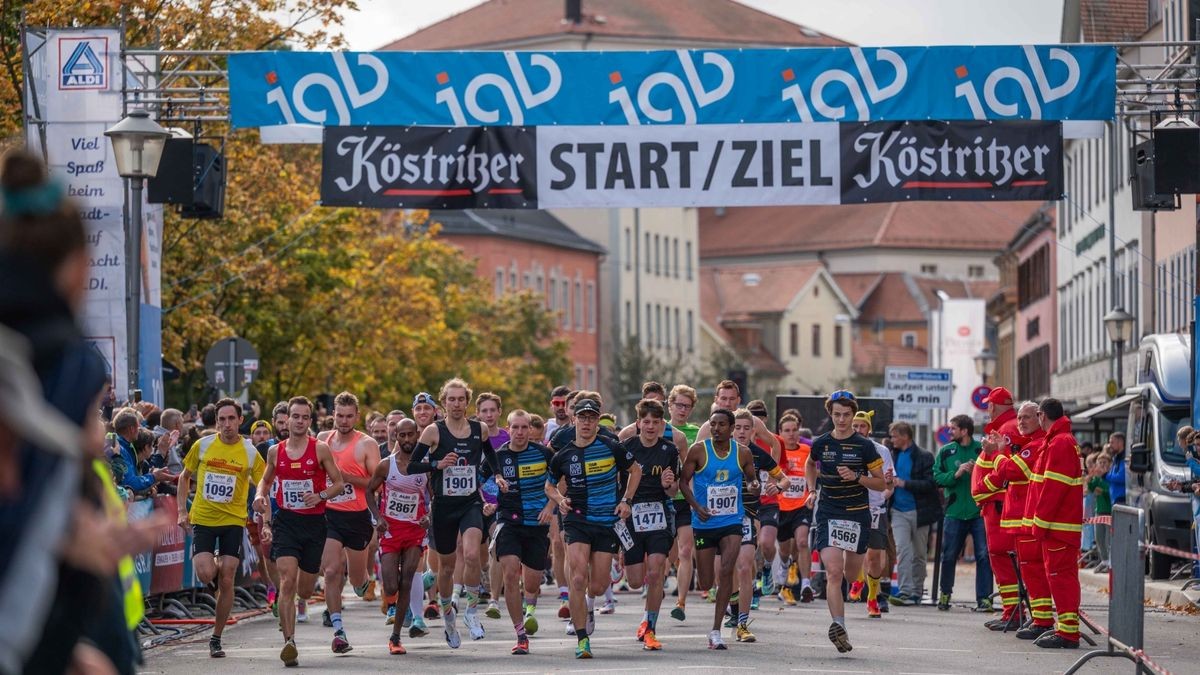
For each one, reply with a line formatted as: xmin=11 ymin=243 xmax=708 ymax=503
xmin=567 ymin=669 xmax=646 ymax=673
xmin=896 ymin=647 xmax=971 ymax=653
xmin=677 ymin=667 xmax=756 ymax=671
xmin=790 ymin=669 xmax=873 ymax=674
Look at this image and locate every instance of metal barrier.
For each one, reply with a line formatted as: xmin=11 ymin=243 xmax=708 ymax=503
xmin=1064 ymin=505 xmax=1172 ymax=675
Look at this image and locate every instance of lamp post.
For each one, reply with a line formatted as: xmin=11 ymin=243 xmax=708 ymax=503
xmin=105 ymin=110 xmax=169 ymax=399
xmin=1104 ymin=307 xmax=1136 ymax=393
xmin=974 ymin=348 xmax=997 ymax=386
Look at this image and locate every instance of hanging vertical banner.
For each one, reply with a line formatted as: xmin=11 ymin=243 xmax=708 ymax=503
xmin=23 ymin=28 xmax=164 ymax=404
xmin=937 ymin=298 xmax=987 ymax=416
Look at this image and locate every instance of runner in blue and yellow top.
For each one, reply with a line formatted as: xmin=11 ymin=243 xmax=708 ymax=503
xmin=680 ymin=408 xmax=758 ymax=651
xmin=806 ymin=390 xmax=887 ymax=655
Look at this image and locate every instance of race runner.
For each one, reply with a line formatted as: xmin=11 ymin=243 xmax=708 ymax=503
xmin=850 ymin=410 xmax=896 ymax=618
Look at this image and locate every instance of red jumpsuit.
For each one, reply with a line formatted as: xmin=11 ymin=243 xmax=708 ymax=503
xmin=986 ymin=428 xmax=1054 ymax=627
xmin=1030 ymin=416 xmax=1084 ymax=642
xmin=972 ymin=407 xmax=1022 ymax=619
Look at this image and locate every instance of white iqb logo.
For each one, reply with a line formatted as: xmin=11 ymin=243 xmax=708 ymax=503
xmin=781 ymin=47 xmax=906 ymax=121
xmin=265 ymin=52 xmax=388 ymax=125
xmin=608 ymin=50 xmax=733 ymax=124
xmin=954 ymin=46 xmax=1079 ymax=119
xmin=569 ymin=462 xmax=583 ymax=477
xmin=502 ymin=464 xmax=517 ymax=479
xmin=435 ymin=52 xmax=561 ymax=125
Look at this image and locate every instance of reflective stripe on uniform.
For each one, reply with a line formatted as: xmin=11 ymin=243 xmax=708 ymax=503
xmin=1032 ymin=516 xmax=1083 ymax=533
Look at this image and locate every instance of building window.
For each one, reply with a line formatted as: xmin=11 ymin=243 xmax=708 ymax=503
xmin=587 ymin=366 xmax=596 ymax=391
xmin=625 ymin=301 xmax=632 ymax=340
xmin=494 ymin=268 xmax=505 ymax=297
xmin=575 ymin=364 xmax=583 ymax=389
xmin=811 ymin=324 xmax=821 ymax=357
xmin=625 ymin=228 xmax=632 ymax=271
xmin=587 ymin=281 xmax=596 ymax=332
xmin=664 ymin=304 xmax=671 ymax=348
xmin=1017 ymin=345 xmax=1052 ymax=400
xmin=686 ymin=241 xmax=693 ymax=280
xmin=968 ymin=265 xmax=985 ymax=278
xmin=645 ymin=233 xmax=651 ymax=272
xmin=655 ymin=304 xmax=662 ymax=348
xmin=835 ymin=325 xmax=844 ymax=357
xmin=523 ymin=271 xmax=531 ymax=288
xmin=789 ymin=323 xmax=799 ymax=356
xmin=1017 ymin=244 xmax=1051 ymax=309
xmin=1027 ymin=316 xmax=1040 ymax=340
xmin=509 ymin=266 xmax=517 ymax=290
xmin=646 ymin=304 xmax=653 ymax=349
xmin=687 ymin=310 xmax=694 ymax=352
xmin=535 ymin=271 xmax=544 ymax=294
xmin=673 ymin=238 xmax=680 ymax=278
xmin=902 ymin=331 xmax=917 ymax=348
xmin=548 ymin=277 xmax=556 ymax=310
xmin=674 ymin=308 xmax=681 ymax=353
xmin=920 ymin=264 xmax=937 ymax=275
xmin=575 ymin=279 xmax=583 ymax=330
xmin=654 ymin=235 xmax=661 ymax=276
xmin=561 ymin=282 xmax=570 ymax=329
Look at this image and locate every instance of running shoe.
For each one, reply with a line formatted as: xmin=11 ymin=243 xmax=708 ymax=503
xmin=353 ymin=580 xmax=371 ymax=598
xmin=388 ymin=633 xmax=406 ymax=655
xmin=523 ymin=606 xmax=539 ymax=635
xmin=512 ymin=634 xmax=530 ymax=655
xmin=271 ymin=598 xmax=278 ymax=617
xmin=780 ymin=587 xmax=797 ymax=605
xmin=586 ymin=611 xmax=595 ymax=636
xmin=637 ymin=620 xmax=649 ymax=642
xmin=849 ymin=580 xmax=864 ymax=602
xmin=280 ymin=639 xmax=299 ymax=667
xmin=828 ymin=621 xmax=852 ymax=653
xmin=332 ymin=629 xmax=352 ymax=654
xmin=566 ymin=623 xmax=576 ymax=636
xmin=322 ymin=608 xmax=333 ymax=627
xmin=295 ymin=599 xmax=309 ymax=623
xmin=444 ymin=608 xmax=462 ymax=649
xmin=575 ymin=636 xmax=593 ymax=659
xmin=888 ymin=593 xmax=915 ymax=607
xmin=208 ymin=635 xmax=225 ymax=658
xmin=424 ymin=600 xmax=440 ymax=620
xmin=750 ymin=595 xmax=760 ymax=610
xmin=723 ymin=611 xmax=737 ymax=629
xmin=402 ymin=607 xmax=413 ymax=628
xmin=708 ymin=629 xmax=727 ymax=650
xmin=867 ymin=599 xmax=882 ymax=618
xmin=760 ymin=573 xmax=777 ymax=596
xmin=599 ymin=598 xmax=617 ymax=614
xmin=409 ymin=616 xmax=429 ymax=638
xmin=800 ymin=585 xmax=814 ymax=603
xmin=705 ymin=588 xmax=717 ymax=603
xmin=786 ymin=562 xmax=800 ymax=587
xmin=267 ymin=586 xmax=278 ymax=607
xmin=735 ymin=622 xmax=756 ymax=643
xmin=643 ymin=629 xmax=663 ymax=650
xmin=464 ymin=611 xmax=486 ymax=640
xmin=486 ymin=600 xmax=502 ymax=619
xmin=670 ymin=605 xmax=686 ymax=621
xmin=386 ymin=605 xmax=397 ymax=625
xmin=363 ymin=579 xmax=377 ymax=601
xmin=937 ymin=592 xmax=951 ymax=611
xmin=973 ymin=598 xmax=994 ymax=613
xmin=558 ymin=601 xmax=571 ymax=619
xmin=879 ymin=597 xmax=890 ymax=613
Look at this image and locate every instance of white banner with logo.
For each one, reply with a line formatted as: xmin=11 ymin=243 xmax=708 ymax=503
xmin=23 ymin=28 xmax=163 ymax=403
xmin=932 ymin=298 xmax=986 ymax=416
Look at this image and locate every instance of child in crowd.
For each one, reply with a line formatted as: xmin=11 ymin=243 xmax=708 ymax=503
xmin=1088 ymin=452 xmax=1113 ymax=571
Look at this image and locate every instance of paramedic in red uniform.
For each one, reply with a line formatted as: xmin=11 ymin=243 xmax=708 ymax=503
xmin=971 ymin=386 xmax=1023 ymax=624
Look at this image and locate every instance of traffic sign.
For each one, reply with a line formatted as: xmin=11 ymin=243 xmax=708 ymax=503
xmin=971 ymin=386 xmax=992 ymax=411
xmin=204 ymin=336 xmax=259 ymax=395
xmin=1106 ymin=379 xmax=1119 ymax=398
xmin=936 ymin=425 xmax=954 ymax=445
xmin=884 ymin=367 xmax=953 ymax=410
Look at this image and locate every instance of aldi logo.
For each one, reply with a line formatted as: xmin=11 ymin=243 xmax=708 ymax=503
xmin=59 ymin=37 xmax=107 ymax=90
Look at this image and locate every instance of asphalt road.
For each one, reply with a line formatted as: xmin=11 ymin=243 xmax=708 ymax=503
xmin=141 ymin=563 xmax=1199 ymax=674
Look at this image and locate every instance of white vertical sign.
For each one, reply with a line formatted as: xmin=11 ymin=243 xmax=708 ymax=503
xmin=936 ymin=298 xmax=986 ymax=416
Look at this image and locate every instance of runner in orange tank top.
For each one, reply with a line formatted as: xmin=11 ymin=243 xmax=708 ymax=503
xmin=316 ymin=391 xmax=382 ymax=654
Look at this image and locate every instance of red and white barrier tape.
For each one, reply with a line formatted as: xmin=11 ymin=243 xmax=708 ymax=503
xmin=1143 ymin=542 xmax=1200 ymax=562
xmin=1084 ymin=515 xmax=1112 ymax=525
xmin=1079 ymin=610 xmax=1175 ymax=675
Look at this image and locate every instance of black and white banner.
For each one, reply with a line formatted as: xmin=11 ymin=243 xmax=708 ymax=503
xmin=321 ymin=121 xmax=1062 ymax=209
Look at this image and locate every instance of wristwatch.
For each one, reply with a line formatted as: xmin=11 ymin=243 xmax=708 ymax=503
xmin=620 ymin=497 xmax=630 ymax=505
xmin=319 ymin=490 xmax=329 ymax=500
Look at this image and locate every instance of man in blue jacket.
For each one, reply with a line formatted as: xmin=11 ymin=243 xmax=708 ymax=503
xmin=1104 ymin=432 xmax=1126 ymax=506
xmin=113 ymin=409 xmax=172 ymax=493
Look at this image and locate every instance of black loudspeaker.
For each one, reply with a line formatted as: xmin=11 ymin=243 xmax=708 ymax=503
xmin=1130 ymin=139 xmax=1177 ymax=211
xmin=180 ymin=143 xmax=225 ymax=219
xmin=1152 ymin=127 xmax=1200 ymax=194
xmin=147 ymin=137 xmax=194 ymax=204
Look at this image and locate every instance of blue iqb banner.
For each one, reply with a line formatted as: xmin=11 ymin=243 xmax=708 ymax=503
xmin=229 ymin=45 xmax=1115 ymax=129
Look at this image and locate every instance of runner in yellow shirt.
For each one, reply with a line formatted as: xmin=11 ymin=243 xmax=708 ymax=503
xmin=177 ymin=397 xmax=266 ymax=658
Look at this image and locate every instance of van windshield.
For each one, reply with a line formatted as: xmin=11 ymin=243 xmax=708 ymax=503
xmin=1157 ymin=407 xmax=1190 ymax=466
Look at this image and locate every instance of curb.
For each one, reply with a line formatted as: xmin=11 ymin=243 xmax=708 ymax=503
xmin=1078 ymin=568 xmax=1200 ymax=609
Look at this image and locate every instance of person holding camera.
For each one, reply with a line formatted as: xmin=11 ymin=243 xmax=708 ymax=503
xmin=1166 ymin=427 xmax=1200 ymax=563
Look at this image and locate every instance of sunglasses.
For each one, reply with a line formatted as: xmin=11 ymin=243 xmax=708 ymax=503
xmin=830 ymin=390 xmax=856 ymax=401
xmin=550 ymin=399 xmax=567 ymax=407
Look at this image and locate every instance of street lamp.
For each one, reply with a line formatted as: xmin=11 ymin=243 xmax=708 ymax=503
xmin=1104 ymin=307 xmax=1137 ymax=392
xmin=105 ymin=110 xmax=170 ymax=400
xmin=974 ymin=348 xmax=997 ymax=385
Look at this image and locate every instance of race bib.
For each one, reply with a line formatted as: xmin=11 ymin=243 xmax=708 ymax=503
xmin=202 ymin=472 xmax=236 ymax=504
xmin=327 ymin=478 xmax=355 ymax=504
xmin=706 ymin=484 xmax=739 ymax=516
xmin=385 ymin=490 xmax=420 ymax=521
xmin=784 ymin=477 xmax=807 ymax=499
xmin=870 ymin=507 xmax=884 ymax=530
xmin=280 ymin=479 xmax=313 ymax=510
xmin=443 ymin=465 xmax=476 ymax=497
xmin=741 ymin=516 xmax=753 ymax=543
xmin=613 ymin=518 xmax=634 ymax=551
xmin=631 ymin=501 xmax=667 ymax=532
xmin=829 ymin=518 xmax=862 ymax=552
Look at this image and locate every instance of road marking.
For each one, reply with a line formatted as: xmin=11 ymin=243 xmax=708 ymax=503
xmin=568 ymin=669 xmax=646 ymax=674
xmin=896 ymin=646 xmax=971 ymax=653
xmin=790 ymin=669 xmax=873 ymax=674
xmin=678 ymin=667 xmax=756 ymax=671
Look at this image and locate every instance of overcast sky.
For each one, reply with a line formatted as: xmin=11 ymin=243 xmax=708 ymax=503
xmin=337 ymin=0 xmax=1066 ymax=51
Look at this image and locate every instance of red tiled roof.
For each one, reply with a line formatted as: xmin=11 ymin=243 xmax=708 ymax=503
xmin=383 ymin=0 xmax=847 ymax=50
xmin=698 ymin=201 xmax=1040 ymax=258
xmin=702 ymin=262 xmax=825 ymax=316
xmin=1080 ymin=0 xmax=1148 ymax=43
xmin=852 ymin=340 xmax=929 ymax=376
xmin=856 ymin=273 xmax=998 ymax=325
xmin=699 ymin=269 xmax=735 ymax=347
xmin=831 ymin=272 xmax=883 ymax=308
xmin=909 ymin=277 xmax=1000 ymax=311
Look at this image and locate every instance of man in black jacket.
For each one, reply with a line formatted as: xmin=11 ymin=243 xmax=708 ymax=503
xmin=886 ymin=422 xmax=941 ymax=606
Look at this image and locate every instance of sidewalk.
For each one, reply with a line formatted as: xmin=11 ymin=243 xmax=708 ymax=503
xmin=1077 ymin=566 xmax=1200 ymax=610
